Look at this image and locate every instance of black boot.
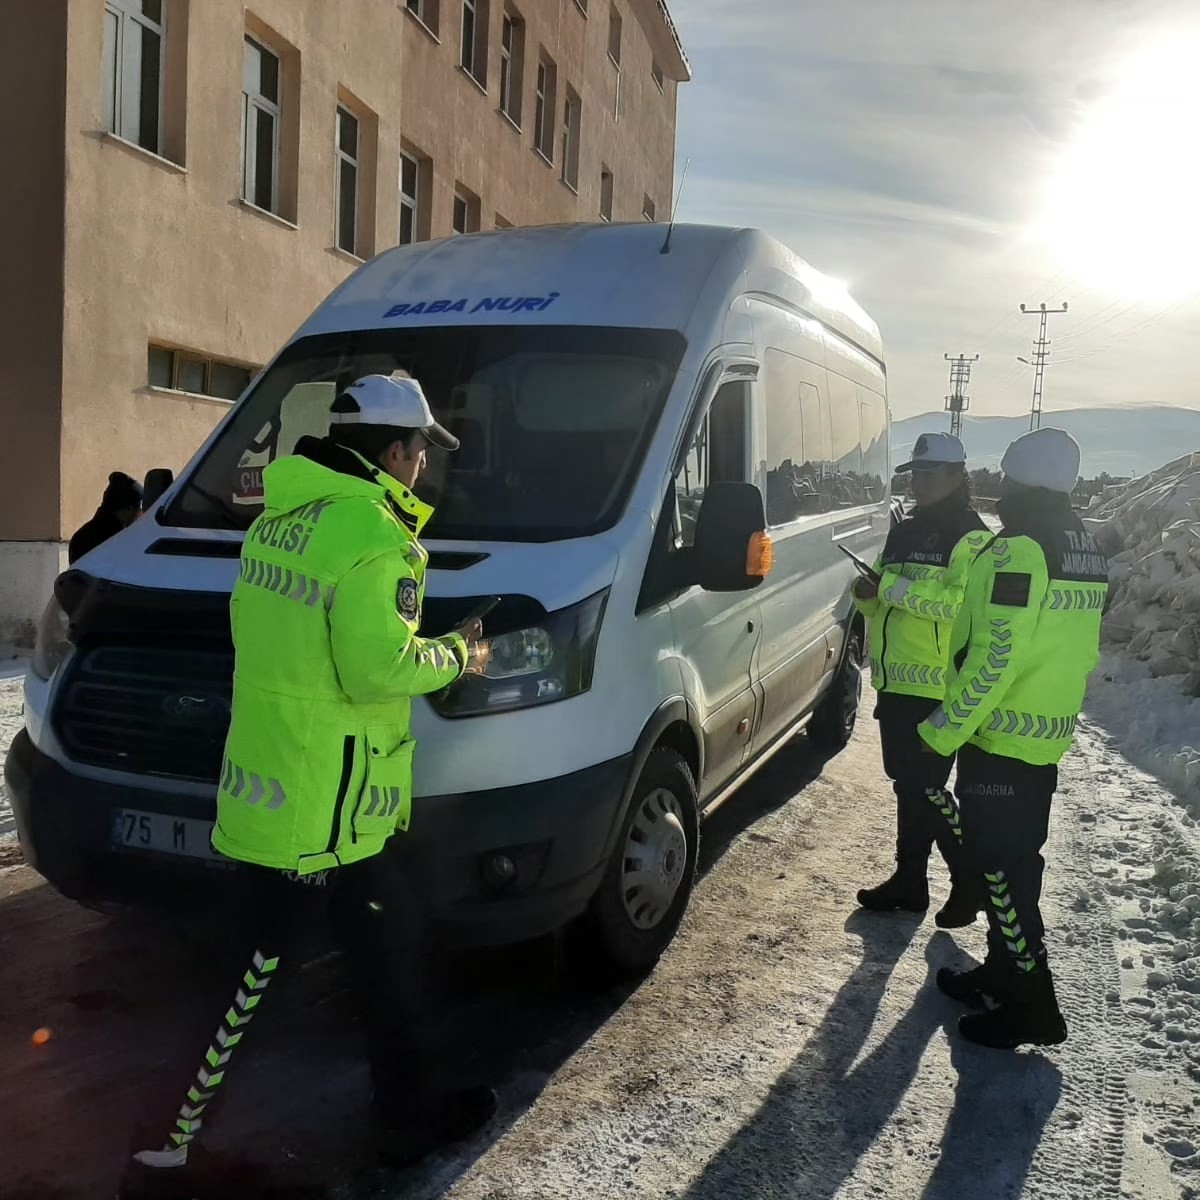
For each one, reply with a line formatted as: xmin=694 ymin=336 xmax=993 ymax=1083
xmin=936 ymin=961 xmax=1003 ymax=1005
xmin=958 ymin=970 xmax=1067 ymax=1049
xmin=375 ymin=1085 xmax=498 ymax=1167
xmin=934 ymin=880 xmax=982 ymax=929
xmin=856 ymin=869 xmax=929 ymax=914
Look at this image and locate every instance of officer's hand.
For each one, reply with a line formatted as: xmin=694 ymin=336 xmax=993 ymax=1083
xmin=465 ymin=639 xmax=491 ymax=676
xmin=854 ymin=576 xmax=879 ymax=601
xmin=455 ymin=617 xmax=484 ymax=644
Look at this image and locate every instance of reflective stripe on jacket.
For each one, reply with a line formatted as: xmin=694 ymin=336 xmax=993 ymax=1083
xmin=212 ymin=439 xmax=467 ymax=874
xmin=919 ymin=516 xmax=1108 ymax=766
xmin=856 ymin=502 xmax=991 ymax=700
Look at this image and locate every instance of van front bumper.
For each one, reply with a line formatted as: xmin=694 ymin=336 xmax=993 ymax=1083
xmin=4 ymin=729 xmax=630 ymax=946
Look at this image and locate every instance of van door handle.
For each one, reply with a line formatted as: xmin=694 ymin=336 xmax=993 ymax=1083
xmin=747 ymin=620 xmax=755 ymax=633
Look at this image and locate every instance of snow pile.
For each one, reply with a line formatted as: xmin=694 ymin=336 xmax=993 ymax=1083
xmin=1085 ymin=451 xmax=1200 ymax=813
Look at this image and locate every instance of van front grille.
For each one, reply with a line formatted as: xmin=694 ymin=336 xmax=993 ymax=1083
xmin=57 ymin=645 xmax=234 ymax=783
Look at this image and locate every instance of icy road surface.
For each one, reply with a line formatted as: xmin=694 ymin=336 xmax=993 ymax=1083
xmin=1 ymin=679 xmax=1198 ymax=1199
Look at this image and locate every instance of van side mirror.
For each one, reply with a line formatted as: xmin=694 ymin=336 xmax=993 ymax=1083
xmin=142 ymin=468 xmax=174 ymax=511
xmin=693 ymin=482 xmax=771 ymax=593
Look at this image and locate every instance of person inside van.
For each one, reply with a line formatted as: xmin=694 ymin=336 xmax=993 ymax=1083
xmin=121 ymin=374 xmax=495 ymax=1198
xmin=67 ymin=471 xmax=143 ymax=563
xmin=852 ymin=433 xmax=992 ymax=926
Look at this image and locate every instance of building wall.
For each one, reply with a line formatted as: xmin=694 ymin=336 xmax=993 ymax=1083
xmin=398 ymin=0 xmax=679 ymax=234
xmin=0 ymin=3 xmax=69 ymax=543
xmin=0 ymin=0 xmax=684 ymax=642
xmin=57 ymin=0 xmax=411 ymax=538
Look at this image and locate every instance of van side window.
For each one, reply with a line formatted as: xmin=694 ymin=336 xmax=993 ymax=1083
xmin=859 ymin=390 xmax=889 ymax=504
xmin=676 ymin=380 xmax=748 ymax=547
xmin=763 ymin=349 xmax=831 ymax=524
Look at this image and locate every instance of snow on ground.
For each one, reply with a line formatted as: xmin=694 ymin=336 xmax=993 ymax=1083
xmin=0 ymin=660 xmax=25 ymax=841
xmin=1086 ymin=452 xmax=1200 ymax=816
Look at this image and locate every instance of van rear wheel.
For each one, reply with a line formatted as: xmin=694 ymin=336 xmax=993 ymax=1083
xmin=808 ymin=629 xmax=863 ymax=753
xmin=591 ymin=748 xmax=699 ymax=977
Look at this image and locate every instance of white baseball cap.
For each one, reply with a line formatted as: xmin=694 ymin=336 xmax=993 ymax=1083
xmin=894 ymin=432 xmax=966 ymax=472
xmin=1000 ymin=428 xmax=1080 ymax=495
xmin=330 ymin=374 xmax=459 ymax=451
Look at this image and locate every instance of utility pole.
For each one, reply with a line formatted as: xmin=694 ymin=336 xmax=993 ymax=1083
xmin=943 ymin=353 xmax=978 ymax=440
xmin=1019 ymin=302 xmax=1068 ymax=431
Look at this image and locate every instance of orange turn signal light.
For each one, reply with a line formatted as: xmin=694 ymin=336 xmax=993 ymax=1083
xmin=746 ymin=531 xmax=774 ymax=578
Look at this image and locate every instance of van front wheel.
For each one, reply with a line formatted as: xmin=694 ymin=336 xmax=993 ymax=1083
xmin=591 ymin=748 xmax=699 ymax=976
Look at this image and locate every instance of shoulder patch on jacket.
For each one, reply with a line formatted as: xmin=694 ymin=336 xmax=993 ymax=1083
xmin=991 ymin=572 xmax=1032 ymax=607
xmin=396 ymin=578 xmax=420 ymax=621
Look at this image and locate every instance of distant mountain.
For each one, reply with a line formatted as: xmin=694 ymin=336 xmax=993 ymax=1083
xmin=892 ymin=406 xmax=1200 ymax=479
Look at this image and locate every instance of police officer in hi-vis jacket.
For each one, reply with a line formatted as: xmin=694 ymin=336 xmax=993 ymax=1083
xmin=121 ymin=375 xmax=496 ymax=1198
xmin=855 ymin=433 xmax=992 ymax=926
xmin=923 ymin=427 xmax=1107 ymax=1048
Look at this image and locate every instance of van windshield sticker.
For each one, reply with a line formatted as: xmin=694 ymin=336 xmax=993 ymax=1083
xmin=382 ymin=292 xmax=560 ymax=319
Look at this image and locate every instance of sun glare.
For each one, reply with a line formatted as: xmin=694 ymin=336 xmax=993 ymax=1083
xmin=1040 ymin=31 xmax=1200 ymax=302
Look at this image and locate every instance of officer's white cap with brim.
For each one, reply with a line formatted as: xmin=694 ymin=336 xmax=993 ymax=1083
xmin=895 ymin=432 xmax=967 ymax=473
xmin=330 ymin=374 xmax=460 ymax=451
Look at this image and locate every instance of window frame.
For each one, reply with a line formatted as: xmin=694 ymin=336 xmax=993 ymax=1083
xmin=149 ymin=344 xmax=256 ymax=402
xmin=534 ymin=55 xmax=557 ymax=162
xmin=607 ymin=6 xmax=622 ymax=66
xmin=599 ymin=166 xmax=614 ymax=222
xmin=102 ymin=0 xmax=167 ymax=154
xmin=404 ymin=0 xmax=441 ymax=35
xmin=334 ymin=104 xmax=360 ymax=255
xmin=499 ymin=9 xmax=524 ymax=126
xmin=560 ymin=87 xmax=581 ymax=190
xmin=242 ymin=35 xmax=282 ymax=215
xmin=399 ymin=150 xmax=423 ymax=246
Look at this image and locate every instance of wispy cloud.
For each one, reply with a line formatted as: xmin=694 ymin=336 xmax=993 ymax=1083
xmin=671 ymin=0 xmax=1200 ymax=419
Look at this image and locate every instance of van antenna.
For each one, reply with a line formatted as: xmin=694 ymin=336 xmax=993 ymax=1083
xmin=660 ymin=157 xmax=692 ymax=255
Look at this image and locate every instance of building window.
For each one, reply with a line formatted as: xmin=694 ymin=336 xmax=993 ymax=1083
xmin=242 ymin=36 xmax=281 ymax=213
xmin=600 ymin=167 xmax=613 ymax=221
xmin=460 ymin=0 xmax=489 ymax=85
xmin=452 ymin=187 xmax=481 ymax=234
xmin=404 ymin=0 xmax=440 ymax=34
xmin=651 ymin=58 xmax=664 ymax=92
xmin=399 ymin=151 xmax=425 ymax=245
xmin=335 ymin=106 xmax=359 ymax=254
xmin=149 ymin=345 xmax=255 ymax=401
xmin=560 ymin=88 xmax=581 ymax=190
xmin=642 ymin=194 xmax=656 ymax=222
xmin=499 ymin=9 xmax=525 ymax=126
xmin=534 ymin=55 xmax=556 ymax=162
xmin=608 ymin=6 xmax=622 ymax=65
xmin=102 ymin=0 xmax=166 ymax=153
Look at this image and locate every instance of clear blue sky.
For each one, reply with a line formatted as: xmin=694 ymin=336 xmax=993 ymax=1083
xmin=671 ymin=0 xmax=1200 ymax=420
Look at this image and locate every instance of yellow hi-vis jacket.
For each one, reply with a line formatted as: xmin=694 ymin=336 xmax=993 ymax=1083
xmin=919 ymin=519 xmax=1108 ymax=766
xmin=856 ymin=503 xmax=991 ymax=700
xmin=211 ymin=439 xmax=467 ymax=874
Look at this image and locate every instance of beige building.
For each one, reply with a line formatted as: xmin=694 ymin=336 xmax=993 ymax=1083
xmin=0 ymin=0 xmax=688 ymax=645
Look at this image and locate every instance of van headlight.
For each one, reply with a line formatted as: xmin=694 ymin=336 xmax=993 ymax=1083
xmin=432 ymin=591 xmax=609 ymax=718
xmin=31 ymin=596 xmax=70 ymax=681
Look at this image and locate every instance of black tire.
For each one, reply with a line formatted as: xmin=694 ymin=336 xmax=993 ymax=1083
xmin=808 ymin=628 xmax=863 ymax=753
xmin=590 ymin=748 xmax=699 ymax=977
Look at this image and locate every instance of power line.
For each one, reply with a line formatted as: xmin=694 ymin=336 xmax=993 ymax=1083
xmin=1019 ymin=302 xmax=1069 ymax=431
xmin=943 ymin=353 xmax=979 ymax=440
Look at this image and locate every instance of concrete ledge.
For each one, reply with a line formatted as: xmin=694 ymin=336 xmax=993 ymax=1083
xmin=0 ymin=542 xmax=66 ymax=649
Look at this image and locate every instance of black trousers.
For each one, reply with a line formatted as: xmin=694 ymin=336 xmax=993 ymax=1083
xmin=955 ymin=743 xmax=1058 ymax=978
xmin=875 ymin=692 xmax=961 ymax=875
xmin=148 ymin=850 xmax=432 ymax=1161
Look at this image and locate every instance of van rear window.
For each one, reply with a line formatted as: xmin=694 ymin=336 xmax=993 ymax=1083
xmin=165 ymin=326 xmax=685 ymax=542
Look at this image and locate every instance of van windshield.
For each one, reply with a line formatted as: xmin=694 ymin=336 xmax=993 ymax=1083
xmin=165 ymin=326 xmax=686 ymax=542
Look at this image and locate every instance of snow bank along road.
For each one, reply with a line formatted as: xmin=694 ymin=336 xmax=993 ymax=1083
xmin=1 ymin=682 xmax=1198 ymax=1199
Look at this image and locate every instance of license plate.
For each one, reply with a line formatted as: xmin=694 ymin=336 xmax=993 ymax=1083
xmin=112 ymin=809 xmax=226 ymax=861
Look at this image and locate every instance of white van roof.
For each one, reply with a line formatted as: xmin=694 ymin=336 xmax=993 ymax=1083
xmin=301 ymin=223 xmax=884 ymax=367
